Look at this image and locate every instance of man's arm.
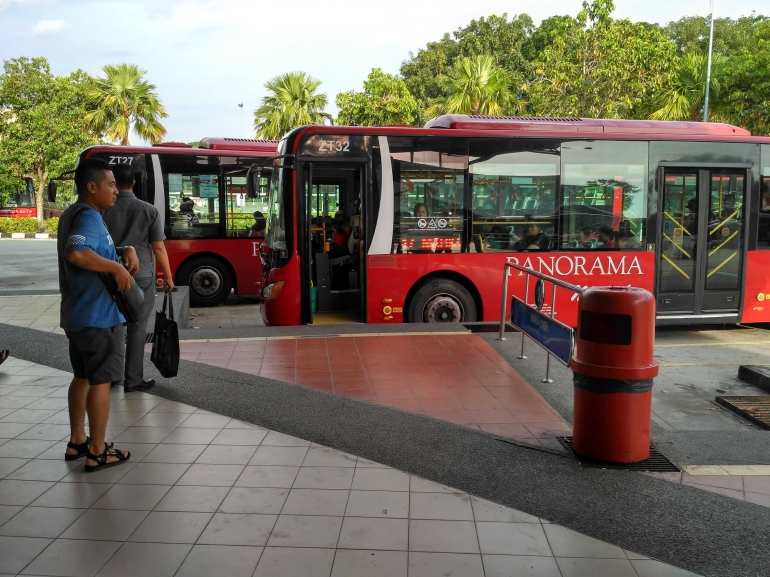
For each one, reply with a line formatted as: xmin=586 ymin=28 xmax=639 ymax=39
xmin=151 ymin=241 xmax=175 ymax=290
xmin=115 ymin=246 xmax=139 ymax=276
xmin=66 ymin=249 xmax=134 ymax=291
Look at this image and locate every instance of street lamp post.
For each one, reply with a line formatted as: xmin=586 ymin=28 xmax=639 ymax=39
xmin=703 ymin=0 xmax=715 ymax=122
xmin=238 ymin=103 xmax=244 ymax=137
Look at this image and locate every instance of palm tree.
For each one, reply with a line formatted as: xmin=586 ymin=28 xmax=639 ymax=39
xmin=84 ymin=63 xmax=168 ymax=145
xmin=253 ymin=72 xmax=332 ymax=139
xmin=649 ymin=53 xmax=729 ymax=122
xmin=427 ymin=55 xmax=514 ymax=118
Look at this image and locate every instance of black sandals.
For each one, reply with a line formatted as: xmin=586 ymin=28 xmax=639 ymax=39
xmin=65 ymin=438 xmax=114 ymax=461
xmin=84 ymin=446 xmax=131 ymax=473
xmin=0 ymin=349 xmax=8 ymax=366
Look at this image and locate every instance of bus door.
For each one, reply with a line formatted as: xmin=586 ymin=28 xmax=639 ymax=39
xmin=656 ymin=167 xmax=748 ymax=321
xmin=302 ymin=162 xmax=367 ymax=323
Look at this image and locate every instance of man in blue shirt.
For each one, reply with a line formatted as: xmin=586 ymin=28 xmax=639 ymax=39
xmin=58 ymin=158 xmax=137 ymax=472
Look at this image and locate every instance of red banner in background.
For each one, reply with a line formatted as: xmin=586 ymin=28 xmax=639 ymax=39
xmin=0 ymin=207 xmax=37 ymax=218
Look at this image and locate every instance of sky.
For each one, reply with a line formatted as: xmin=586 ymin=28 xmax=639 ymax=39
xmin=0 ymin=0 xmax=766 ymax=143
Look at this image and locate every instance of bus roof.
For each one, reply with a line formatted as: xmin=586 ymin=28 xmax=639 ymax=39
xmin=198 ymin=138 xmax=280 ymax=152
xmin=424 ymin=115 xmax=751 ymax=136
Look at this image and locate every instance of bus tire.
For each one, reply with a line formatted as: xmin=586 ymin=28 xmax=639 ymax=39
xmin=408 ymin=278 xmax=477 ymax=323
xmin=176 ymin=257 xmax=233 ymax=307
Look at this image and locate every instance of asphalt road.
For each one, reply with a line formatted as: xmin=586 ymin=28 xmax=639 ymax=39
xmin=0 ymin=239 xmax=58 ymax=293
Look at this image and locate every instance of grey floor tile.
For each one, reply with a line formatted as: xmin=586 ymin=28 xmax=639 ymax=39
xmin=0 ymin=397 xmax=34 ymax=410
xmin=175 ymin=544 xmax=263 ymax=577
xmin=351 ymin=468 xmax=410 ymax=492
xmin=0 ymin=457 xmax=29 ymax=478
xmin=235 ymin=466 xmax=299 ymax=488
xmin=0 ymin=440 xmax=56 ymax=459
xmin=253 ymin=547 xmax=335 ymax=577
xmin=483 ymin=554 xmax=562 ymax=577
xmin=0 ymin=409 xmax=57 ymax=424
xmin=249 ymin=446 xmax=309 ymax=466
xmin=149 ymin=400 xmax=197 ymax=413
xmin=477 ymin=522 xmax=551 ymax=556
xmin=338 ymin=516 xmax=408 ymax=550
xmin=110 ymin=399 xmax=164 ymax=413
xmin=155 ymin=485 xmax=230 ymax=513
xmin=218 ymin=487 xmax=288 ymax=514
xmin=302 ymin=446 xmax=357 ymax=467
xmin=331 ymin=549 xmax=407 ymax=577
xmin=631 ymin=559 xmax=703 ymax=576
xmin=20 ymin=538 xmax=121 ymax=577
xmin=409 ymin=552 xmax=485 ymax=577
xmin=224 ymin=419 xmax=266 ymax=430
xmin=60 ymin=509 xmax=148 ymax=541
xmin=281 ymin=488 xmax=349 ymax=516
xmin=161 ymin=428 xmax=221 ymax=445
xmin=0 ymin=535 xmax=52 ymax=574
xmin=293 ymin=466 xmax=354 ymax=490
xmin=624 ymin=550 xmax=650 ymax=560
xmin=543 ymin=524 xmax=626 ymax=558
xmin=128 ymin=511 xmax=213 ymax=543
xmin=6 ymin=459 xmax=82 ymax=482
xmin=409 ymin=476 xmax=458 ymax=494
xmin=354 ymin=457 xmax=391 ymax=469
xmin=60 ymin=462 xmax=136 ymax=484
xmin=95 ymin=541 xmax=191 ymax=577
xmin=345 ymin=490 xmax=409 ymax=518
xmin=470 ymin=496 xmax=540 ymax=523
xmin=0 ymin=479 xmax=54 ymax=505
xmin=0 ymin=422 xmax=34 ymax=438
xmin=101 ymin=412 xmax=146 ymax=428
xmin=410 ymin=492 xmax=474 ymax=521
xmin=196 ymin=445 xmax=258 ymax=465
xmin=408 ymin=520 xmax=479 ymax=554
xmin=197 ymin=512 xmax=277 ymax=546
xmin=0 ymin=504 xmax=22 ymax=525
xmin=130 ymin=413 xmax=191 ymax=428
xmin=266 ymin=514 xmax=342 ymax=548
xmin=15 ymin=424 xmax=70 ymax=442
xmin=178 ymin=413 xmax=231 ymax=428
xmin=30 ymin=482 xmax=112 ymax=508
xmin=92 ymin=483 xmax=171 ymax=510
xmin=0 ymin=505 xmax=84 ymax=538
xmin=556 ymin=557 xmax=638 ymax=577
xmin=117 ymin=462 xmax=189 ymax=485
xmin=114 ymin=426 xmax=174 ymax=444
xmin=177 ymin=464 xmax=245 ymax=486
xmin=261 ymin=431 xmax=310 ymax=447
xmin=22 ymin=398 xmax=69 ymax=411
xmin=141 ymin=444 xmax=207 ymax=464
xmin=211 ymin=428 xmax=268 ymax=446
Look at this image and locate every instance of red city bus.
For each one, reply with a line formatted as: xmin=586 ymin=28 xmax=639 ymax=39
xmin=257 ymin=115 xmax=770 ymax=327
xmin=0 ymin=178 xmax=36 ymax=218
xmin=76 ymin=138 xmax=278 ymax=306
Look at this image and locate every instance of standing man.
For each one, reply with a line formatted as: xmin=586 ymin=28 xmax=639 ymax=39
xmin=102 ymin=163 xmax=174 ymax=393
xmin=58 ymin=158 xmax=134 ymax=471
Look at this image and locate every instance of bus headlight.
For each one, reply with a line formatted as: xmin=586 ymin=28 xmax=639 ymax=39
xmin=262 ymin=281 xmax=284 ymax=299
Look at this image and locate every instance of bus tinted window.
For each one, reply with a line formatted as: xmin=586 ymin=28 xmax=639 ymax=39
xmin=386 ymin=137 xmax=467 ymax=254
xmin=560 ymin=141 xmax=648 ymax=250
xmin=469 ymin=139 xmax=560 ymax=253
xmin=160 ymin=154 xmax=222 ymax=239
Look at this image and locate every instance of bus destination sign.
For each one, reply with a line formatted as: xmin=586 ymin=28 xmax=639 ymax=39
xmin=299 ymin=135 xmax=368 ymax=158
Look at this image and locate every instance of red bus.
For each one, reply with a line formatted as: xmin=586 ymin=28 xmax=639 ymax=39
xmin=76 ymin=138 xmax=278 ymax=306
xmin=0 ymin=178 xmax=36 ymax=218
xmin=257 ymin=115 xmax=770 ymax=327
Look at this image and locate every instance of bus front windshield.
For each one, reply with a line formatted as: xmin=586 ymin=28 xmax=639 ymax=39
xmin=265 ymin=161 xmax=286 ymax=251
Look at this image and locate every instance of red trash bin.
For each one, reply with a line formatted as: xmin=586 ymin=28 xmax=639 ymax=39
xmin=571 ymin=287 xmax=659 ymax=463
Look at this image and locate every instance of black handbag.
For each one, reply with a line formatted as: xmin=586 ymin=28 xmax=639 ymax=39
xmin=151 ymin=291 xmax=180 ymax=378
xmin=99 ymin=271 xmax=145 ymax=325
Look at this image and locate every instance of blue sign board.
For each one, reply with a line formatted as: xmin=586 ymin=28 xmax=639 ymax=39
xmin=511 ymin=297 xmax=573 ymax=366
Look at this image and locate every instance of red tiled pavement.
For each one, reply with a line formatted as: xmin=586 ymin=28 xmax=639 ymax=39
xmin=180 ymin=333 xmax=571 ymax=443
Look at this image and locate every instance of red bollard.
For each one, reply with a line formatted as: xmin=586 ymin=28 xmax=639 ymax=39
xmin=571 ymin=287 xmax=659 ymax=463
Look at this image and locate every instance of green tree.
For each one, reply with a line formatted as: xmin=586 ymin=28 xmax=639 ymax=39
xmin=725 ymin=20 xmax=770 ymax=135
xmin=336 ymin=68 xmax=418 ymax=126
xmin=528 ymin=0 xmax=676 ymax=118
xmin=0 ymin=57 xmax=96 ymax=222
xmin=427 ymin=55 xmax=515 ymax=117
xmin=399 ymin=34 xmax=459 ymax=122
xmin=665 ymin=15 xmax=767 ymax=56
xmin=253 ymin=72 xmax=332 ymax=139
xmin=648 ymin=53 xmax=729 ymax=121
xmin=84 ymin=63 xmax=168 ymax=145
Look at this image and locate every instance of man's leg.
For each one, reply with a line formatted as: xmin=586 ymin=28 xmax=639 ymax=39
xmin=124 ymin=277 xmax=156 ymax=390
xmin=65 ymin=377 xmax=89 ymax=457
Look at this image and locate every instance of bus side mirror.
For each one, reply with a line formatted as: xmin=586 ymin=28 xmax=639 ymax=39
xmin=25 ymin=177 xmax=34 ymax=196
xmin=246 ymin=167 xmax=261 ymax=199
xmin=47 ymin=181 xmax=57 ymax=203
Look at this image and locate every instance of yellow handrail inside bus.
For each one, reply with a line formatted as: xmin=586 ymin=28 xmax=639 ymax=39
xmin=662 ymin=253 xmax=691 ymax=280
xmin=663 ymin=233 xmax=692 ymax=259
xmin=707 ymin=251 xmax=737 ymax=278
xmin=709 ymin=230 xmax=740 ymax=256
xmin=709 ymin=209 xmax=740 ymax=236
xmin=664 ymin=211 xmax=691 ymax=236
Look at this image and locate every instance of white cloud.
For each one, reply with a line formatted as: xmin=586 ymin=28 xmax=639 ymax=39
xmin=33 ymin=19 xmax=69 ymax=35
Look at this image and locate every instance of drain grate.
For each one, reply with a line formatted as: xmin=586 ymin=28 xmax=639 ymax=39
xmin=715 ymin=396 xmax=770 ymax=430
xmin=463 ymin=323 xmax=517 ymax=334
xmin=557 ymin=437 xmax=680 ymax=472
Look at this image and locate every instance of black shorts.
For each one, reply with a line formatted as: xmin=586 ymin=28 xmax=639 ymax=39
xmin=65 ymin=325 xmax=126 ymax=385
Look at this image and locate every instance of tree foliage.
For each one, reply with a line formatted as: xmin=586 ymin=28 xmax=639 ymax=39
xmin=0 ymin=57 xmax=96 ymax=221
xmin=726 ymin=20 xmax=770 ymax=135
xmin=84 ymin=63 xmax=168 ymax=146
xmin=253 ymin=72 xmax=332 ymax=139
xmin=665 ymin=15 xmax=768 ymax=56
xmin=336 ymin=68 xmax=417 ymax=126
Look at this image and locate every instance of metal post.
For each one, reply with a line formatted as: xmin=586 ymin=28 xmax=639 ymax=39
xmin=703 ymin=0 xmax=715 ymax=122
xmin=498 ymin=264 xmax=510 ymax=341
xmin=542 ymin=283 xmax=556 ymax=383
xmin=518 ymin=272 xmax=530 ymax=359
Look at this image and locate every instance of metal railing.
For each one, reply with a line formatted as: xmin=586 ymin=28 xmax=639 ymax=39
xmin=498 ymin=262 xmax=584 ymax=382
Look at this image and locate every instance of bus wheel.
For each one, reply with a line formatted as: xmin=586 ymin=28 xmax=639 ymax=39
xmin=408 ymin=279 xmax=477 ymax=323
xmin=177 ymin=257 xmax=233 ymax=307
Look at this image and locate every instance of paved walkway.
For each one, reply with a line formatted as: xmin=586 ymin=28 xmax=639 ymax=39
xmin=0 ymin=357 xmax=699 ymax=577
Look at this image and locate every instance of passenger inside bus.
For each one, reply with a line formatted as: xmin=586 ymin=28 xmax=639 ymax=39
xmin=414 ymin=203 xmax=428 ymax=218
xmin=596 ymin=226 xmax=616 ymax=248
xmin=514 ymin=222 xmax=550 ymax=250
xmin=249 ymin=211 xmax=266 ymax=239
